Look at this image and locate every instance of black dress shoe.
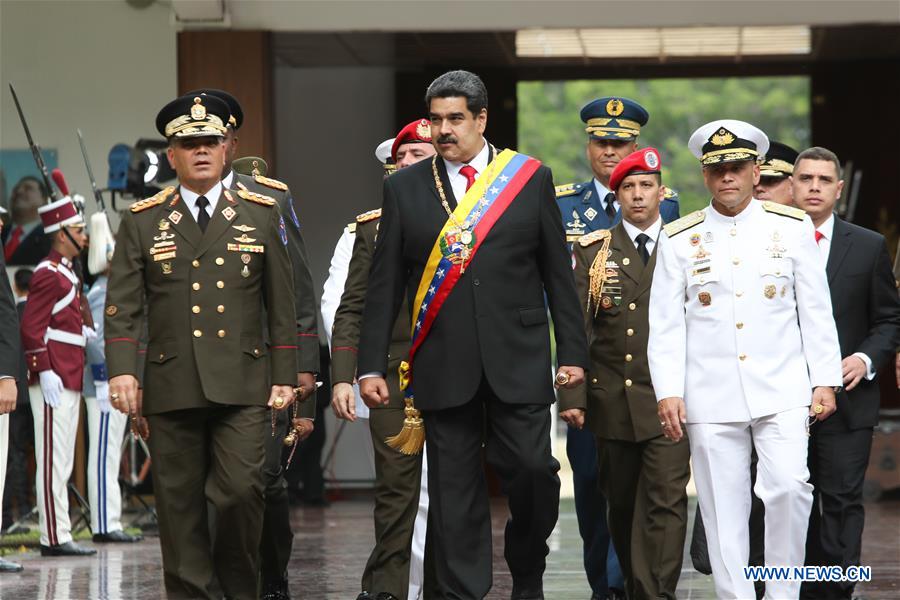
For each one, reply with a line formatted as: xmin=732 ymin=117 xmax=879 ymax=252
xmin=511 ymin=583 xmax=544 ymax=600
xmin=0 ymin=558 xmax=23 ymax=573
xmin=92 ymin=530 xmax=143 ymax=543
xmin=40 ymin=541 xmax=97 ymax=556
xmin=375 ymin=594 xmax=399 ymax=600
xmin=356 ymin=593 xmax=375 ymax=600
xmin=260 ymin=577 xmax=290 ymax=600
xmin=607 ymin=590 xmax=627 ymax=600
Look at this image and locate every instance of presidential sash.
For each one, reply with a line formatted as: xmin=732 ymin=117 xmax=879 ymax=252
xmin=389 ymin=149 xmax=541 ymax=454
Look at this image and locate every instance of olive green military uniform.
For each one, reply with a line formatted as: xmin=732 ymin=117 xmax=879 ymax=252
xmin=105 ymin=185 xmax=297 ymax=600
xmin=559 ymin=223 xmax=690 ymax=600
xmin=331 ymin=209 xmax=424 ymax=599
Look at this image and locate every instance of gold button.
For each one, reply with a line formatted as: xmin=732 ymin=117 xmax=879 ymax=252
xmin=217 ymin=305 xmax=225 ymax=313
xmin=192 ymin=260 xmax=200 ymax=268
xmin=591 ymin=378 xmax=598 ymax=384
xmin=775 ymin=270 xmax=781 ymax=276
xmin=217 ymin=281 xmax=224 ymax=289
xmin=739 ymin=353 xmax=747 ymax=361
xmin=158 ymin=353 xmax=164 ymax=360
xmin=628 ymin=303 xmax=636 ymax=311
xmin=732 ymin=257 xmax=740 ymax=265
xmin=193 ymin=329 xmax=202 ymax=338
xmin=699 ymin=277 xmax=706 ymax=284
xmin=622 ymin=257 xmax=631 ymax=266
xmin=736 ymin=290 xmax=743 ymax=297
xmin=625 ymin=354 xmax=633 ymax=362
xmin=736 ymin=322 xmax=744 ymax=329
xmin=216 ymin=257 xmax=224 ymax=265
xmin=192 ymin=282 xmax=200 ymax=291
xmin=625 ymin=379 xmax=633 ymax=387
xmin=730 ymin=228 xmax=737 ymax=236
xmin=192 ymin=305 xmax=200 ymax=314
xmin=217 ymin=330 xmax=226 ymax=338
xmin=626 ymin=328 xmax=634 ymax=337
xmin=253 ymin=348 xmax=260 ymax=356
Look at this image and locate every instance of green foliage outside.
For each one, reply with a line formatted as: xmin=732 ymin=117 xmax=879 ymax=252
xmin=518 ymin=77 xmax=810 ymax=214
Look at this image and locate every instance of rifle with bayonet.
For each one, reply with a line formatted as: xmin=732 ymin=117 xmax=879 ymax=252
xmin=77 ymin=128 xmax=107 ymax=214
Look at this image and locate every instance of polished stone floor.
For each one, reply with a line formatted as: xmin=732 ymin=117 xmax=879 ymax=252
xmin=1 ymin=495 xmax=898 ymax=599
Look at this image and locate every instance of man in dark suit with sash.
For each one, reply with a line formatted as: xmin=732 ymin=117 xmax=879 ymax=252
xmin=358 ymin=70 xmax=589 ymax=600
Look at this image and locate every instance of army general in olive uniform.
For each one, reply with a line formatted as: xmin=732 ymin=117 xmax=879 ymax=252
xmin=105 ymin=94 xmax=298 ymax=600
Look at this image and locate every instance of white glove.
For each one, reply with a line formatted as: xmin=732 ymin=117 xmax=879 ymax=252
xmin=95 ymin=380 xmax=111 ymax=413
xmin=82 ymin=325 xmax=98 ymax=341
xmin=39 ymin=370 xmax=64 ymax=408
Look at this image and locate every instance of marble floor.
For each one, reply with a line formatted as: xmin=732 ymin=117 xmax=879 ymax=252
xmin=1 ymin=495 xmax=898 ymax=599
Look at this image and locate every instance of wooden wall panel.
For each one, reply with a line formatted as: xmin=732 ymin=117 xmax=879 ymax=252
xmin=178 ymin=31 xmax=273 ymax=172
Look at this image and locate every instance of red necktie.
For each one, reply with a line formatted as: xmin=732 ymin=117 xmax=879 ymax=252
xmin=459 ymin=165 xmax=478 ymax=191
xmin=4 ymin=226 xmax=23 ymax=261
xmin=815 ymin=230 xmax=824 ymax=244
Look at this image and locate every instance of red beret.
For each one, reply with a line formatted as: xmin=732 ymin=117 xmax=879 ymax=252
xmin=391 ymin=118 xmax=433 ymax=161
xmin=609 ymin=147 xmax=662 ymax=191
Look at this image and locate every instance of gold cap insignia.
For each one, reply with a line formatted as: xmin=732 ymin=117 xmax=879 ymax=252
xmin=711 ymin=128 xmax=735 ymax=147
xmin=191 ymin=97 xmax=207 ymax=121
xmin=606 ymin=99 xmax=624 ymax=117
xmin=416 ymin=119 xmax=431 ymax=140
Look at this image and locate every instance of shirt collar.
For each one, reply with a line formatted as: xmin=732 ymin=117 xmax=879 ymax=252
xmin=222 ymin=170 xmax=234 ymax=190
xmin=816 ymin=213 xmax=835 ymax=241
xmin=707 ymin=196 xmax=760 ymax=225
xmin=592 ymin=178 xmax=612 ymax=202
xmin=180 ymin=182 xmax=222 ymax=210
xmin=442 ymin=138 xmax=490 ymax=179
xmin=621 ymin=216 xmax=662 ymax=244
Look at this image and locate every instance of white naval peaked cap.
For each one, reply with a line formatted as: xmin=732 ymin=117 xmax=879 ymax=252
xmin=688 ymin=119 xmax=769 ymax=166
xmin=88 ymin=211 xmax=115 ymax=275
xmin=375 ymin=138 xmax=395 ymax=165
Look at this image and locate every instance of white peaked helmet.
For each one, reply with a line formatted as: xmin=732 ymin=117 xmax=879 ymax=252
xmin=88 ymin=212 xmax=115 ymax=275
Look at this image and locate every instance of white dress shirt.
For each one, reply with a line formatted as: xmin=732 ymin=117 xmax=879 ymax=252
xmin=180 ymin=182 xmax=222 ymax=223
xmin=442 ymin=139 xmax=490 ymax=203
xmin=222 ymin=170 xmax=235 ymax=190
xmin=621 ymin=217 xmax=662 ymax=256
xmin=593 ymin=179 xmax=618 ymax=213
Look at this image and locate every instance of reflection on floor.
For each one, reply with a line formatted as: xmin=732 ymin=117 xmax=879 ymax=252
xmin=1 ymin=496 xmax=898 ymax=599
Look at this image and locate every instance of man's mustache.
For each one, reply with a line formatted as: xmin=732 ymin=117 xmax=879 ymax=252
xmin=437 ymin=135 xmax=457 ymax=144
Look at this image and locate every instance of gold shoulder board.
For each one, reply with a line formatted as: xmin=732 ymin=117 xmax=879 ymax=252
xmin=252 ymin=174 xmax=288 ymax=192
xmin=578 ymin=229 xmax=611 ymax=247
xmin=356 ymin=209 xmax=382 ymax=223
xmin=237 ymin=188 xmax=276 ymax=206
xmin=663 ymin=210 xmax=706 ymax=237
xmin=762 ymin=201 xmax=805 ymax=220
xmin=664 ymin=187 xmax=677 ymax=199
xmin=130 ymin=186 xmax=175 ymax=213
xmin=347 ymin=223 xmax=357 ymax=234
xmin=555 ymin=183 xmax=580 ymax=198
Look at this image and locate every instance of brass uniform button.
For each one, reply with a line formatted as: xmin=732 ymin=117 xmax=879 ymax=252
xmin=192 ymin=306 xmax=201 ymax=314
xmin=193 ymin=329 xmax=202 ymax=338
xmin=628 ymin=302 xmax=636 ymax=311
xmin=736 ymin=322 xmax=744 ymax=329
xmin=625 ymin=379 xmax=633 ymax=387
xmin=192 ymin=282 xmax=200 ymax=291
xmin=216 ymin=257 xmax=224 ymax=266
xmin=730 ymin=228 xmax=737 ymax=236
xmin=217 ymin=330 xmax=226 ymax=338
xmin=625 ymin=354 xmax=633 ymax=362
xmin=217 ymin=281 xmax=224 ymax=289
xmin=732 ymin=257 xmax=740 ymax=265
xmin=253 ymin=348 xmax=260 ymax=356
xmin=626 ymin=328 xmax=634 ymax=337
xmin=591 ymin=377 xmax=598 ymax=384
xmin=158 ymin=353 xmax=165 ymax=360
xmin=217 ymin=305 xmax=225 ymax=313
xmin=192 ymin=260 xmax=200 ymax=268
xmin=739 ymin=353 xmax=747 ymax=361
xmin=735 ymin=290 xmax=743 ymax=297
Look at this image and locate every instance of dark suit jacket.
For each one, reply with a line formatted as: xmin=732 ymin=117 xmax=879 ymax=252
xmin=2 ymin=224 xmax=51 ymax=266
xmin=825 ymin=216 xmax=900 ymax=430
xmin=358 ymin=148 xmax=589 ymax=411
xmin=0 ymin=252 xmax=20 ymax=380
xmin=15 ymin=301 xmax=29 ymax=407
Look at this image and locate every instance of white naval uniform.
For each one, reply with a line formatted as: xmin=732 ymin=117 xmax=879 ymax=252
xmin=649 ymin=199 xmax=842 ymax=599
xmin=321 ymin=225 xmax=429 ymax=600
xmin=83 ymin=276 xmax=129 ymax=535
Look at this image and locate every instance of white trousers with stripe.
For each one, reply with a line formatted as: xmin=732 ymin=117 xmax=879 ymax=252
xmin=0 ymin=413 xmax=8 ymax=527
xmin=29 ymin=385 xmax=80 ymax=546
xmin=85 ymin=396 xmax=127 ymax=535
xmin=688 ymin=405 xmax=813 ymax=600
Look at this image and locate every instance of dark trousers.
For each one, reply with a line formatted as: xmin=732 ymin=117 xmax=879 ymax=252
xmin=801 ymin=424 xmax=874 ymax=600
xmin=597 ymin=435 xmax=690 ymax=600
xmin=566 ymin=424 xmax=622 ymax=594
xmin=362 ymin=406 xmax=423 ymax=598
xmin=147 ymin=405 xmax=266 ymax=600
xmin=423 ymin=377 xmax=560 ymax=600
xmin=2 ymin=406 xmax=33 ymax=526
xmin=260 ymin=408 xmax=293 ymax=585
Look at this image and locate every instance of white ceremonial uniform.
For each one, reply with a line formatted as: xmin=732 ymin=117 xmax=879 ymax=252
xmin=649 ymin=199 xmax=843 ymax=599
xmin=83 ymin=276 xmax=129 ymax=535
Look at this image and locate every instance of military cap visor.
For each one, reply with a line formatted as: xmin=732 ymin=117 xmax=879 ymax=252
xmin=186 ymin=88 xmax=243 ymax=129
xmin=759 ymin=141 xmax=799 ymax=177
xmin=580 ymin=96 xmax=649 ymax=141
xmin=155 ymin=94 xmax=230 ymax=139
xmin=688 ymin=119 xmax=769 ymax=166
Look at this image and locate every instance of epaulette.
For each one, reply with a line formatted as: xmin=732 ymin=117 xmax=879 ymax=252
xmin=555 ymin=183 xmax=582 ymax=198
xmin=252 ymin=174 xmax=288 ymax=192
xmin=663 ymin=210 xmax=706 ymax=237
xmin=664 ymin=187 xmax=678 ymax=199
xmin=356 ymin=209 xmax=381 ymax=223
xmin=236 ymin=188 xmax=276 ymax=206
xmin=130 ymin=186 xmax=175 ymax=213
xmin=347 ymin=223 xmax=357 ymax=234
xmin=762 ymin=201 xmax=805 ymax=221
xmin=578 ymin=229 xmax=611 ymax=247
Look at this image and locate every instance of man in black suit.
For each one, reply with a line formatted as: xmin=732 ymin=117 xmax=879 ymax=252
xmin=2 ymin=176 xmax=52 ymax=266
xmin=358 ymin=70 xmax=589 ymax=600
xmin=793 ymin=147 xmax=900 ymax=600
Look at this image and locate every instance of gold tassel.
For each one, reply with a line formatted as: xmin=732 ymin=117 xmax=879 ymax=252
xmin=386 ymin=360 xmax=425 ymax=455
xmin=587 ymin=232 xmax=612 ymax=317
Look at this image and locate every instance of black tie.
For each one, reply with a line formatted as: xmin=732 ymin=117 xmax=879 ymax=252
xmin=636 ymin=233 xmax=651 ymax=265
xmin=604 ymin=192 xmax=617 ymax=221
xmin=196 ymin=196 xmax=210 ymax=232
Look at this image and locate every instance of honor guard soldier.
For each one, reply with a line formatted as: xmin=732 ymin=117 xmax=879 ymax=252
xmin=331 ymin=119 xmax=436 ymax=600
xmin=560 ymin=148 xmax=691 ymax=600
xmin=754 ymin=140 xmax=799 ymax=206
xmin=190 ymin=88 xmax=319 ymax=600
xmin=105 ymin=93 xmax=298 ymax=600
xmin=20 ymin=196 xmax=97 ymax=557
xmin=83 ymin=211 xmax=142 ymax=544
xmin=649 ymin=120 xmax=843 ymax=599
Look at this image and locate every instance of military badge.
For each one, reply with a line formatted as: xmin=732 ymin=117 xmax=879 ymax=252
xmin=781 ymin=285 xmax=787 ymax=298
xmin=154 ymin=231 xmax=174 ymax=242
xmin=288 ymin=202 xmax=300 ymax=230
xmin=711 ymin=128 xmax=735 ymax=146
xmin=161 ymin=261 xmax=173 ymax=275
xmin=698 ymin=291 xmax=712 ymax=306
xmin=241 ymin=265 xmax=250 ymax=278
xmin=169 ymin=211 xmax=183 ymax=225
xmin=190 ymin=97 xmax=206 ymax=120
xmin=232 ymin=224 xmax=256 ymax=233
xmin=158 ymin=219 xmax=170 ymax=231
xmin=644 ymin=149 xmax=659 ymax=169
xmin=222 ymin=206 xmax=236 ymax=221
xmin=233 ymin=233 xmax=257 ymax=243
xmin=416 ymin=119 xmax=431 ymax=139
xmin=584 ymin=207 xmax=598 ymax=222
xmin=764 ymin=284 xmax=776 ymax=299
xmin=704 ymin=231 xmax=714 ymax=243
xmin=241 ymin=253 xmax=252 ymax=264
xmin=690 ymin=233 xmax=701 ymax=246
xmin=691 ymin=246 xmax=711 ymax=260
xmin=278 ymin=215 xmax=288 ymax=246
xmin=227 ymin=243 xmax=264 ymax=253
xmin=606 ymin=98 xmax=624 ymax=116
xmin=601 ymin=296 xmax=613 ymax=309
xmin=440 ymin=228 xmax=476 ymax=265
